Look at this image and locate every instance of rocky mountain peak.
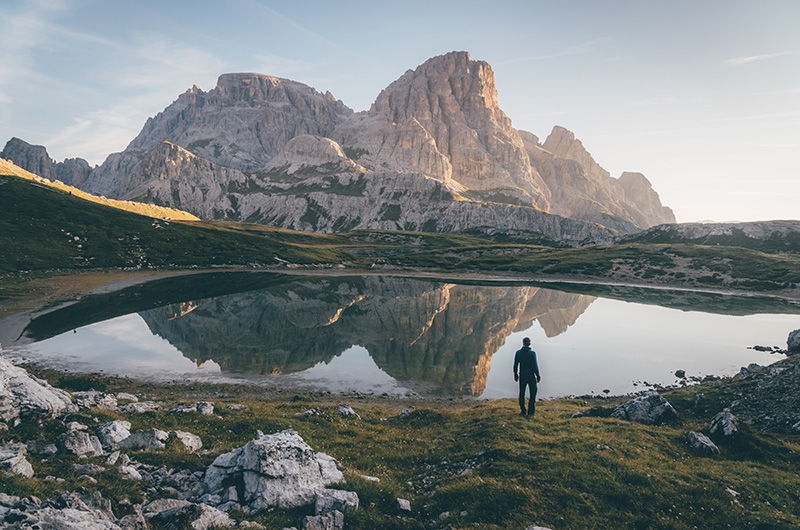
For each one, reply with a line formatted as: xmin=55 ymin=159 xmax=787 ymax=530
xmin=335 ymin=51 xmax=551 ymax=210
xmin=542 ymin=126 xmax=610 ymax=181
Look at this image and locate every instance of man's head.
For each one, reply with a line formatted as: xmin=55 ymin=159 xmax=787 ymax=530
xmin=522 ymin=337 xmax=531 ymax=346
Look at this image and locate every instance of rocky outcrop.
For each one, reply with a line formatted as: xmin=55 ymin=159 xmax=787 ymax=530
xmin=725 ymin=356 xmax=800 ymax=432
xmin=709 ymin=409 xmax=739 ymax=437
xmin=1 ymin=137 xmax=92 ymax=187
xmin=522 ymin=127 xmax=675 ymax=230
xmin=202 ymin=429 xmax=348 ymax=512
xmin=611 ymin=391 xmax=678 ymax=424
xmin=619 ymin=220 xmax=800 ymax=254
xmin=126 ymin=74 xmax=353 ymax=171
xmin=0 ymin=353 xmax=76 ymax=427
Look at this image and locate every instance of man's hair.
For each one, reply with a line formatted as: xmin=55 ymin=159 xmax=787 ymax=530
xmin=522 ymin=337 xmax=531 ymax=346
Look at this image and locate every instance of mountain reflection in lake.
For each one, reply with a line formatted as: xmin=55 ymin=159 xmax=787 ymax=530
xmin=5 ymin=274 xmax=798 ymax=399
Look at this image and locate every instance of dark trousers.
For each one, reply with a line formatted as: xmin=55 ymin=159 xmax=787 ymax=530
xmin=518 ymin=374 xmax=538 ymax=415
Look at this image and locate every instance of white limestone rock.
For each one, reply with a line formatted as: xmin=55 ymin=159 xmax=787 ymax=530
xmin=73 ymin=391 xmax=118 ymax=411
xmin=96 ymin=420 xmax=132 ymax=449
xmin=0 ymin=442 xmax=34 ymax=478
xmin=611 ymin=391 xmax=678 ymax=425
xmin=0 ymin=354 xmax=76 ymax=423
xmin=56 ymin=430 xmax=104 ymax=457
xmin=203 ymin=429 xmax=345 ymax=512
xmin=118 ymin=428 xmax=169 ymax=451
xmin=687 ymin=431 xmax=720 ymax=455
xmin=314 ymin=488 xmax=359 ymax=515
xmin=170 ymin=430 xmax=203 ymax=452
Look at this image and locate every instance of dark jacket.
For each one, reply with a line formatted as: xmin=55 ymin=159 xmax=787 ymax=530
xmin=513 ymin=346 xmax=540 ymax=380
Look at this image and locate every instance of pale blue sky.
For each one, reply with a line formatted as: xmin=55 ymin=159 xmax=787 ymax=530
xmin=2 ymin=0 xmax=798 ymax=222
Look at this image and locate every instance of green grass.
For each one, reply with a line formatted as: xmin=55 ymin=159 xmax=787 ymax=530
xmin=0 ymin=174 xmax=350 ymax=273
xmin=2 ymin=368 xmax=799 ymax=530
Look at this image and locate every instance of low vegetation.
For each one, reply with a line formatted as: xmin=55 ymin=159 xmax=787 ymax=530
xmin=2 ymin=367 xmax=799 ymax=530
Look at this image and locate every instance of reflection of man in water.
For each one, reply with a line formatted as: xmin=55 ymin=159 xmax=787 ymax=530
xmin=513 ymin=337 xmax=541 ymax=416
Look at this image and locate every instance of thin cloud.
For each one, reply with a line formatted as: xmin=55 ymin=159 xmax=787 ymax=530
xmin=501 ymin=37 xmax=613 ymax=65
xmin=724 ymin=51 xmax=791 ymax=65
xmin=626 ymin=97 xmax=679 ymax=107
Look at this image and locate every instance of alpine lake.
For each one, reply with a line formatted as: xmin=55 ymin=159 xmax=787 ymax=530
xmin=2 ymin=271 xmax=799 ymax=400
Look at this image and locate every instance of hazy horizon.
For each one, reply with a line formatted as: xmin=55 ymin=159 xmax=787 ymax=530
xmin=2 ymin=0 xmax=798 ymax=224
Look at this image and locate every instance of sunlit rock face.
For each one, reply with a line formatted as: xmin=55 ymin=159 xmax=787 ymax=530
xmin=1 ymin=137 xmax=92 ymax=188
xmin=13 ymin=51 xmax=674 ymax=241
xmin=522 ymin=127 xmax=676 ymax=230
xmin=333 ymin=51 xmax=552 ymax=211
xmin=138 ymin=277 xmax=595 ymax=396
xmin=126 ymin=74 xmax=354 ymax=171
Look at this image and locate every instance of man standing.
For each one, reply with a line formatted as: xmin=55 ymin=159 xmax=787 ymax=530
xmin=513 ymin=337 xmax=541 ymax=416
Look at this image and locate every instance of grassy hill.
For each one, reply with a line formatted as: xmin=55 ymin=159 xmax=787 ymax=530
xmin=0 ymin=173 xmax=349 ymax=274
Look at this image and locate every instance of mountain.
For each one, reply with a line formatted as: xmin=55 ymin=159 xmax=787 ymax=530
xmin=4 ymin=51 xmax=675 ymax=244
xmin=619 ymin=221 xmax=800 ymax=254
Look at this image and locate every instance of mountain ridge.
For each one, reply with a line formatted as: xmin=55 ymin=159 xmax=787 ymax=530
xmin=3 ymin=51 xmax=676 ymax=244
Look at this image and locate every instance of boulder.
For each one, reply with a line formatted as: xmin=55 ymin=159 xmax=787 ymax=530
xmin=96 ymin=420 xmax=132 ymax=449
xmin=118 ymin=428 xmax=169 ymax=451
xmin=314 ymin=489 xmax=359 ymax=515
xmin=56 ymin=430 xmax=104 ymax=457
xmin=142 ymin=498 xmax=193 ymax=519
xmin=169 ymin=430 xmax=203 ymax=452
xmin=148 ymin=502 xmax=234 ymax=530
xmin=73 ymin=391 xmax=118 ymax=411
xmin=611 ymin=391 xmax=677 ymax=425
xmin=709 ymin=409 xmax=739 ymax=437
xmin=687 ymin=431 xmax=720 ymax=455
xmin=0 ymin=354 xmax=76 ymax=424
xmin=787 ymin=329 xmax=800 ymax=353
xmin=203 ymin=429 xmax=346 ymax=512
xmin=118 ymin=465 xmax=142 ymax=481
xmin=0 ymin=442 xmax=34 ymax=478
xmin=302 ymin=510 xmax=344 ymax=530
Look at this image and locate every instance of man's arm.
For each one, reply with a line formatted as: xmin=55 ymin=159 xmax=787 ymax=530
xmin=513 ymin=351 xmax=519 ymax=381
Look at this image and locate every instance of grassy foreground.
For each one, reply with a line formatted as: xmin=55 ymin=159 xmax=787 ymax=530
xmin=2 ymin=369 xmax=799 ymax=530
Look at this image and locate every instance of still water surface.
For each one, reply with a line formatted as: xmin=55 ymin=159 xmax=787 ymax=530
xmin=4 ymin=274 xmax=798 ymax=400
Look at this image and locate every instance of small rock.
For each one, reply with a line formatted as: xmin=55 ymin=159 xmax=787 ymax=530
xmin=118 ymin=401 xmax=161 ymax=413
xmin=314 ymin=488 xmax=359 ymax=515
xmin=439 ymin=511 xmax=451 ymax=520
xmin=73 ymin=390 xmax=118 ymax=410
xmin=359 ymin=474 xmax=380 ymax=482
xmin=0 ymin=442 xmax=34 ymax=477
xmin=119 ymin=465 xmax=143 ymax=480
xmin=787 ymin=329 xmax=800 ymax=353
xmin=119 ymin=428 xmax=169 ymax=451
xmin=56 ymin=430 xmax=104 ymax=457
xmin=687 ymin=431 xmax=720 ymax=455
xmin=225 ymin=404 xmax=247 ymax=410
xmin=675 ymin=370 xmax=686 ymax=379
xmin=709 ymin=409 xmax=739 ymax=437
xmin=106 ymin=450 xmax=120 ymax=465
xmin=396 ymin=498 xmax=411 ymax=512
xmin=303 ymin=510 xmax=344 ymax=530
xmin=170 ymin=430 xmax=203 ymax=452
xmin=116 ymin=392 xmax=138 ymax=402
xmin=300 ymin=407 xmax=323 ymax=417
xmin=67 ymin=421 xmax=88 ymax=431
xmin=336 ymin=404 xmax=360 ymax=418
xmin=96 ymin=420 xmax=132 ymax=449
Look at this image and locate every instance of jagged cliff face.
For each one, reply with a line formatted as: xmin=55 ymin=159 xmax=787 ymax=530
xmin=333 ymin=51 xmax=551 ymax=210
xmin=0 ymin=138 xmax=93 ymax=189
xmin=523 ymin=127 xmax=676 ymax=229
xmin=126 ymin=73 xmax=354 ymax=171
xmin=4 ymin=51 xmax=676 ymax=241
xmin=139 ymin=277 xmax=596 ymax=396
